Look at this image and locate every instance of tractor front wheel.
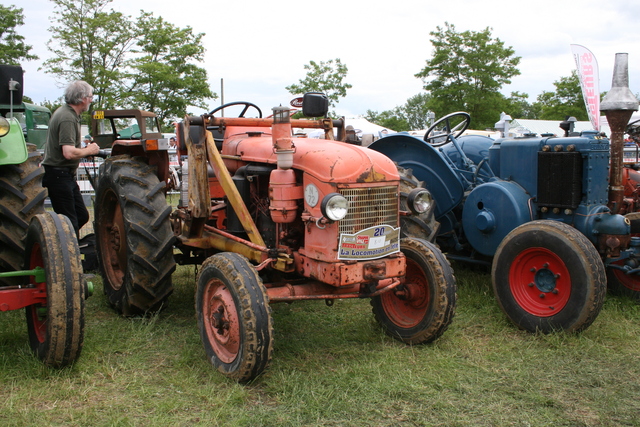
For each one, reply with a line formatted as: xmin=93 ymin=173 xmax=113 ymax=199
xmin=196 ymin=253 xmax=273 ymax=382
xmin=492 ymin=220 xmax=606 ymax=333
xmin=371 ymin=238 xmax=456 ymax=344
xmin=25 ymin=212 xmax=85 ymax=367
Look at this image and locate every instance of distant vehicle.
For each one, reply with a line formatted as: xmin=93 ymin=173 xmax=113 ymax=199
xmin=0 ymin=102 xmax=51 ymax=149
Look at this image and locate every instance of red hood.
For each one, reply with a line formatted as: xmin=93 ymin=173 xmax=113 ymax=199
xmin=223 ymin=130 xmax=399 ymax=183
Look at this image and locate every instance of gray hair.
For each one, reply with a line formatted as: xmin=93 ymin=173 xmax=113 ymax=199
xmin=64 ymin=81 xmax=93 ymax=105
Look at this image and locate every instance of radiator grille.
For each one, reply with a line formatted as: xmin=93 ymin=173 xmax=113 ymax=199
xmin=338 ymin=186 xmax=399 ymax=235
xmin=537 ymin=151 xmax=583 ymax=209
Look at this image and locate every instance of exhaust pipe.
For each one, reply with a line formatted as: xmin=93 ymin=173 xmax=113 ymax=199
xmin=601 ymin=53 xmax=639 ymax=214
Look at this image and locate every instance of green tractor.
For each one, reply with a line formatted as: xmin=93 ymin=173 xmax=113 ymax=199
xmin=0 ymin=101 xmax=51 ymax=149
xmin=0 ymin=64 xmax=87 ymax=367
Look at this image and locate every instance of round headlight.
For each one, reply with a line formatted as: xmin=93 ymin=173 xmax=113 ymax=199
xmin=407 ymin=188 xmax=434 ymax=215
xmin=0 ymin=117 xmax=10 ymax=138
xmin=321 ymin=193 xmax=348 ymax=221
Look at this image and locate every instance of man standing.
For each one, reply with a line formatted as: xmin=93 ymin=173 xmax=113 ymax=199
xmin=42 ymin=81 xmax=100 ymax=237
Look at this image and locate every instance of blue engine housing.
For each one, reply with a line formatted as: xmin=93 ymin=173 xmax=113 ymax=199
xmin=369 ymin=130 xmax=627 ymax=259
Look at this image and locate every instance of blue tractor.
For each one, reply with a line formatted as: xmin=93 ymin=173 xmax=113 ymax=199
xmin=370 ymin=54 xmax=639 ymax=334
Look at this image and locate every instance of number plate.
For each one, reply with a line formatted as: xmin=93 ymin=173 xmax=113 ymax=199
xmin=338 ymin=225 xmax=400 ymax=260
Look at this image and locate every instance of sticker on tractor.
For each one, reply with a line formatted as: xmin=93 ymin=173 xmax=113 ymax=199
xmin=338 ymin=225 xmax=400 ymax=260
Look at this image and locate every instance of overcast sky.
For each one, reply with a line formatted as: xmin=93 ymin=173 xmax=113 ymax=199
xmin=15 ymin=0 xmax=640 ymax=120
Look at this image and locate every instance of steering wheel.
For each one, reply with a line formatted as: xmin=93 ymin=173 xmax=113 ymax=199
xmin=424 ymin=112 xmax=471 ymax=146
xmin=209 ymin=101 xmax=262 ymax=118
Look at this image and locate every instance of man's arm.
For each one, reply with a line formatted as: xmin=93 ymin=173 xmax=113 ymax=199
xmin=62 ymin=142 xmax=101 ymax=160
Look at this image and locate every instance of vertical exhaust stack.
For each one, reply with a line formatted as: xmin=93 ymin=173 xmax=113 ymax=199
xmin=601 ymin=53 xmax=639 ymax=214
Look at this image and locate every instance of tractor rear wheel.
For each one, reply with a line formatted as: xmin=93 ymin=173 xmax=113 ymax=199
xmin=25 ymin=212 xmax=85 ymax=367
xmin=492 ymin=220 xmax=606 ymax=333
xmin=0 ymin=145 xmax=46 ymax=287
xmin=371 ymin=238 xmax=456 ymax=344
xmin=94 ymin=156 xmax=175 ymax=315
xmin=196 ymin=252 xmax=273 ymax=382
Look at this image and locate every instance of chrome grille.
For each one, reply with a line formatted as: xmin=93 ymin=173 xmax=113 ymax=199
xmin=338 ymin=186 xmax=398 ymax=235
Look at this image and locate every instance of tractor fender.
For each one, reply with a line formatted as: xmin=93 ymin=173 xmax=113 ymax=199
xmin=369 ymin=134 xmax=465 ymax=219
xmin=462 ymin=180 xmax=532 ymax=256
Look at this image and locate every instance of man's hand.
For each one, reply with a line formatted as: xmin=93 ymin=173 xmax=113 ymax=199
xmin=85 ymin=142 xmax=100 ymax=156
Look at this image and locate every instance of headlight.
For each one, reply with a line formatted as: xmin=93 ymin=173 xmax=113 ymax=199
xmin=0 ymin=117 xmax=10 ymax=138
xmin=321 ymin=193 xmax=348 ymax=221
xmin=407 ymin=188 xmax=434 ymax=215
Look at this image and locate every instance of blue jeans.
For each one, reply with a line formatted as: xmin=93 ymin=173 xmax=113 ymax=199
xmin=43 ymin=166 xmax=89 ymax=237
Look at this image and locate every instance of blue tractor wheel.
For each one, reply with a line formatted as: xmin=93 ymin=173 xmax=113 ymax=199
xmin=492 ymin=220 xmax=606 ymax=333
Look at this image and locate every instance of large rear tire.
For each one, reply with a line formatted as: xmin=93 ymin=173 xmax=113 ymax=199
xmin=94 ymin=156 xmax=175 ymax=315
xmin=0 ymin=145 xmax=46 ymax=287
xmin=371 ymin=238 xmax=456 ymax=344
xmin=196 ymin=253 xmax=274 ymax=382
xmin=492 ymin=220 xmax=606 ymax=333
xmin=25 ymin=212 xmax=85 ymax=367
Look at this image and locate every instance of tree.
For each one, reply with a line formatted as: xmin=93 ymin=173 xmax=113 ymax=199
xmin=503 ymin=91 xmax=537 ymax=119
xmin=398 ymin=93 xmax=433 ymax=130
xmin=364 ymin=109 xmax=409 ymax=132
xmin=532 ymin=71 xmax=588 ymax=121
xmin=0 ymin=4 xmax=38 ymax=65
xmin=43 ymin=0 xmax=137 ymax=110
xmin=415 ymin=22 xmax=521 ymax=129
xmin=43 ymin=0 xmax=214 ymax=129
xmin=286 ymin=59 xmax=352 ymax=114
xmin=126 ymin=12 xmax=214 ymax=129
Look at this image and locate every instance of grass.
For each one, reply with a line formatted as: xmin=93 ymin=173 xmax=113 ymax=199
xmin=2 ymin=262 xmax=640 ymax=426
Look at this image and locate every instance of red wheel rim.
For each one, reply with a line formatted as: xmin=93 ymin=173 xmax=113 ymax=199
xmin=611 ymin=259 xmax=640 ymax=292
xmin=99 ymin=189 xmax=126 ymax=290
xmin=380 ymin=257 xmax=430 ymax=328
xmin=28 ymin=242 xmax=47 ymax=344
xmin=202 ymin=278 xmax=240 ymax=363
xmin=509 ymin=247 xmax=571 ymax=317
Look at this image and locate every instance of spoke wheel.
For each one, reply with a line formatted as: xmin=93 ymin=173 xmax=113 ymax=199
xmin=493 ymin=220 xmax=606 ymax=333
xmin=371 ymin=238 xmax=456 ymax=344
xmin=25 ymin=213 xmax=84 ymax=367
xmin=196 ymin=253 xmax=273 ymax=382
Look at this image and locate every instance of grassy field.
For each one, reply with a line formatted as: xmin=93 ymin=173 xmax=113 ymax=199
xmin=1 ymin=262 xmax=640 ymax=426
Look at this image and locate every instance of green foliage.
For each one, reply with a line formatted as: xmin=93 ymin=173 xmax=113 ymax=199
xmin=286 ymin=58 xmax=352 ymax=114
xmin=365 ymin=93 xmax=433 ymax=132
xmin=533 ymin=70 xmax=589 ymax=121
xmin=44 ymin=0 xmax=137 ymax=109
xmin=503 ymin=90 xmax=537 ymax=119
xmin=0 ymin=4 xmax=38 ymax=65
xmin=415 ymin=22 xmax=521 ymax=129
xmin=39 ymin=97 xmax=64 ymax=115
xmin=43 ymin=0 xmax=214 ymax=129
xmin=127 ymin=12 xmax=214 ymax=129
xmin=364 ymin=109 xmax=409 ymax=132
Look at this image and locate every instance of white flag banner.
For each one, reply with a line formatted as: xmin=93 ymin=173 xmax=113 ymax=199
xmin=571 ymin=44 xmax=600 ymax=131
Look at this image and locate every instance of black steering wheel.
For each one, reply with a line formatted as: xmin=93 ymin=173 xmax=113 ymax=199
xmin=209 ymin=101 xmax=262 ymax=118
xmin=424 ymin=112 xmax=471 ymax=146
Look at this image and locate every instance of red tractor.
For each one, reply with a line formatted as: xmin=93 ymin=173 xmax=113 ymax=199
xmin=91 ymin=94 xmax=457 ymax=382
